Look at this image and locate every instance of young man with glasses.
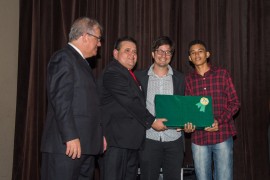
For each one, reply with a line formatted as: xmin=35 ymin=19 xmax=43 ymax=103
xmin=135 ymin=36 xmax=185 ymax=180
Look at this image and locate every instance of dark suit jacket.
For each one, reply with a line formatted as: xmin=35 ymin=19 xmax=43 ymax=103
xmin=41 ymin=44 xmax=102 ymax=155
xmin=100 ymin=60 xmax=155 ymax=150
xmin=135 ymin=68 xmax=185 ymax=97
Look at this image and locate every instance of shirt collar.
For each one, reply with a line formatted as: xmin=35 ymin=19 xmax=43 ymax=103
xmin=148 ymin=64 xmax=173 ymax=76
xmin=68 ymin=42 xmax=85 ymax=59
xmin=193 ymin=64 xmax=217 ymax=77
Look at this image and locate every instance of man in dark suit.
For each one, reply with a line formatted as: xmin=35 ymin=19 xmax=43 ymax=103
xmin=41 ymin=17 xmax=103 ymax=180
xmin=100 ymin=36 xmax=167 ymax=180
xmin=135 ymin=36 xmax=185 ymax=180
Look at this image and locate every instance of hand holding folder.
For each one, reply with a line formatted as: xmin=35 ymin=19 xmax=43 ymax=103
xmin=155 ymin=95 xmax=214 ymax=129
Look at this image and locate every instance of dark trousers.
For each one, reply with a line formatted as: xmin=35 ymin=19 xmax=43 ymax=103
xmin=102 ymin=147 xmax=139 ymax=180
xmin=139 ymin=137 xmax=184 ymax=180
xmin=41 ymin=152 xmax=95 ymax=180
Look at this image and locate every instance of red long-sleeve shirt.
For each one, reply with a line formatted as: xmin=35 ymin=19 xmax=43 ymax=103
xmin=185 ymin=66 xmax=240 ymax=145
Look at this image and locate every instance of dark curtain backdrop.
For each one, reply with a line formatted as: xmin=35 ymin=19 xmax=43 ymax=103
xmin=13 ymin=0 xmax=270 ymax=179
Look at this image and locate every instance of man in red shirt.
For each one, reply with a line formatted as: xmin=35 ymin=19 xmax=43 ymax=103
xmin=185 ymin=40 xmax=240 ymax=180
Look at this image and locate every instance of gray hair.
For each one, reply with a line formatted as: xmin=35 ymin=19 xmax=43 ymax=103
xmin=69 ymin=17 xmax=103 ymax=41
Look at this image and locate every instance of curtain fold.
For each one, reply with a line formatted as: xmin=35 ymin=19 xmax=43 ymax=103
xmin=13 ymin=0 xmax=270 ymax=179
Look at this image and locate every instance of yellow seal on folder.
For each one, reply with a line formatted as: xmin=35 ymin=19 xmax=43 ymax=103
xmin=200 ymin=97 xmax=209 ymax=106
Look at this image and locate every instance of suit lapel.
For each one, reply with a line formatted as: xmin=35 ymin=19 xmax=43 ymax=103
xmin=113 ymin=60 xmax=146 ymax=105
xmin=66 ymin=45 xmax=97 ymax=85
xmin=139 ymin=72 xmax=149 ymax=95
xmin=127 ymin=70 xmax=142 ymax=92
xmin=172 ymin=71 xmax=180 ymax=94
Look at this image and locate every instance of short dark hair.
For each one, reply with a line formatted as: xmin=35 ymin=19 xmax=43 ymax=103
xmin=113 ymin=36 xmax=137 ymax=50
xmin=188 ymin=39 xmax=208 ymax=55
xmin=152 ymin=36 xmax=175 ymax=52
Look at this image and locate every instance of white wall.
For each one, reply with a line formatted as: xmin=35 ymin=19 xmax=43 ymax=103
xmin=0 ymin=0 xmax=19 ymax=179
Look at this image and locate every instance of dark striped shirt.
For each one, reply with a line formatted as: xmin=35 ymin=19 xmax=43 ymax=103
xmin=185 ymin=66 xmax=240 ymax=145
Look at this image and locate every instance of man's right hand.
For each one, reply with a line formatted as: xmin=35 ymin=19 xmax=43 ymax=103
xmin=66 ymin=138 xmax=81 ymax=159
xmin=151 ymin=118 xmax=168 ymax=131
xmin=183 ymin=122 xmax=196 ymax=133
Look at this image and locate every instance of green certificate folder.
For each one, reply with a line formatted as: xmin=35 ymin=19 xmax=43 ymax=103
xmin=155 ymin=95 xmax=214 ymax=128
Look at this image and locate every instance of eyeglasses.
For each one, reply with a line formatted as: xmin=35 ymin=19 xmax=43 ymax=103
xmin=86 ymin=33 xmax=102 ymax=42
xmin=155 ymin=49 xmax=173 ymax=56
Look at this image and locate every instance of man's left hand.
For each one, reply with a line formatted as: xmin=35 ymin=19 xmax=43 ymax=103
xmin=205 ymin=119 xmax=219 ymax=132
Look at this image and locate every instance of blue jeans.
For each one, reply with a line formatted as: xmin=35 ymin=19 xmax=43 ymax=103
xmin=192 ymin=137 xmax=233 ymax=180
